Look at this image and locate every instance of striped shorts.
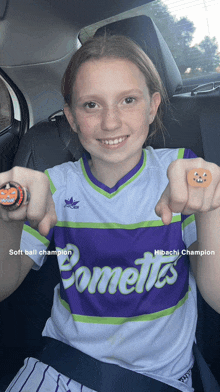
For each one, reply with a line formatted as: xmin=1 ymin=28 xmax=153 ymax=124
xmin=5 ymin=357 xmax=192 ymax=391
xmin=5 ymin=357 xmax=96 ymax=392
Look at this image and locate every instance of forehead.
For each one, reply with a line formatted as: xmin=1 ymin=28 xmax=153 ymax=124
xmin=73 ymin=58 xmax=148 ymax=97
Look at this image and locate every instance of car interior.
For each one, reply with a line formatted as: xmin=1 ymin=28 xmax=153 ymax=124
xmin=0 ymin=0 xmax=220 ymax=391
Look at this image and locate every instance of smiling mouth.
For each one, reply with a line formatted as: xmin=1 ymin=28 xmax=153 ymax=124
xmin=0 ymin=198 xmax=15 ymax=203
xmin=98 ymin=136 xmax=129 ymax=145
xmin=194 ymin=177 xmax=204 ymax=183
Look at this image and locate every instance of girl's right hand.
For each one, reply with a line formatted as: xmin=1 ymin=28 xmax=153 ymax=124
xmin=0 ymin=167 xmax=57 ymax=237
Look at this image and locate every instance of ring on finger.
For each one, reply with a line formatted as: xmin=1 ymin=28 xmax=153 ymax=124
xmin=187 ymin=168 xmax=212 ymax=188
xmin=0 ymin=181 xmax=30 ymax=211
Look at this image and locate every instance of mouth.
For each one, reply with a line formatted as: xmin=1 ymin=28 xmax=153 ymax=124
xmin=98 ymin=135 xmax=129 ymax=146
xmin=0 ymin=198 xmax=15 ymax=204
xmin=194 ymin=177 xmax=204 ymax=183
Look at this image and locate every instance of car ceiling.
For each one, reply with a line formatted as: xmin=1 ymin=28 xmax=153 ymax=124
xmin=0 ymin=0 xmax=154 ymax=125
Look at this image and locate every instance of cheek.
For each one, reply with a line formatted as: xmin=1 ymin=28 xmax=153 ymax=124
xmin=124 ymin=106 xmax=151 ymax=128
xmin=127 ymin=113 xmax=150 ymax=136
xmin=75 ymin=114 xmax=99 ymax=139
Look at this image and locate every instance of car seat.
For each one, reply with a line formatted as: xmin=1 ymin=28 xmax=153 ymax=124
xmin=0 ymin=15 xmax=220 ymax=392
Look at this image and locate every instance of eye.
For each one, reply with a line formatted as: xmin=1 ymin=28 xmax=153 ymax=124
xmin=11 ymin=191 xmax=16 ymax=194
xmin=123 ymin=97 xmax=136 ymax=105
xmin=83 ymin=101 xmax=97 ymax=109
xmin=194 ymin=172 xmax=198 ymax=176
xmin=203 ymin=172 xmax=207 ymax=177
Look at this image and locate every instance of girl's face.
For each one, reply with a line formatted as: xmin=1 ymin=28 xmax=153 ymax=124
xmin=64 ymin=58 xmax=161 ymax=172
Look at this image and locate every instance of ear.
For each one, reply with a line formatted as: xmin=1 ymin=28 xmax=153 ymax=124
xmin=149 ymin=92 xmax=161 ymax=125
xmin=63 ymin=105 xmax=77 ymax=133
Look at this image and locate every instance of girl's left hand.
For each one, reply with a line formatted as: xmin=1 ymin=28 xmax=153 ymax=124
xmin=155 ymin=158 xmax=220 ymax=225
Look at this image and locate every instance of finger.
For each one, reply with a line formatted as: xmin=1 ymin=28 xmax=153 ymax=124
xmin=37 ymin=198 xmax=57 ymax=237
xmin=0 ymin=200 xmax=28 ymax=221
xmin=28 ymin=192 xmax=57 ymax=236
xmin=0 ymin=205 xmax=10 ymax=221
xmin=7 ymin=204 xmax=28 ymax=221
xmin=26 ymin=182 xmax=49 ymax=222
xmin=181 ymin=186 xmax=204 ymax=215
xmin=37 ymin=214 xmax=56 ymax=237
xmin=183 ymin=164 xmax=219 ymax=214
xmin=156 ymin=203 xmax=173 ymax=225
xmin=0 ymin=169 xmax=17 ymax=186
xmin=166 ymin=160 xmax=188 ymax=213
xmin=211 ymin=181 xmax=220 ymax=210
xmin=0 ymin=168 xmax=49 ymax=222
xmin=187 ymin=168 xmax=212 ymax=188
xmin=155 ymin=187 xmax=173 ymax=225
xmin=22 ymin=173 xmax=53 ymax=230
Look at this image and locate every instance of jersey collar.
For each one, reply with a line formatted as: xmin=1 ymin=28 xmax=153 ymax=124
xmin=80 ymin=149 xmax=147 ymax=198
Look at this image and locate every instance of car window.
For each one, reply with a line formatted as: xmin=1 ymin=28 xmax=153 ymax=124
xmin=79 ymin=0 xmax=220 ymax=84
xmin=0 ymin=78 xmax=12 ymax=132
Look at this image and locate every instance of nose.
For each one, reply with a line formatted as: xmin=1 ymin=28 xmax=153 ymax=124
xmin=101 ymin=105 xmax=122 ymax=132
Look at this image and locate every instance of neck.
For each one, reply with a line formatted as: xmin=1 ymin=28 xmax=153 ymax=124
xmin=89 ymin=151 xmax=143 ymax=188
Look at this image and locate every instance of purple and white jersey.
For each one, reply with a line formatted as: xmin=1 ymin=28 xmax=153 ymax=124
xmin=20 ymin=147 xmax=197 ymax=392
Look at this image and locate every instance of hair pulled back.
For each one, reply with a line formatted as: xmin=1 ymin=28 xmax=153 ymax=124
xmin=61 ymin=34 xmax=167 ymax=140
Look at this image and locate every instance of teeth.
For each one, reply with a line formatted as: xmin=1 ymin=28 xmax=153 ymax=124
xmin=1 ymin=198 xmax=15 ymax=203
xmin=101 ymin=136 xmax=127 ymax=145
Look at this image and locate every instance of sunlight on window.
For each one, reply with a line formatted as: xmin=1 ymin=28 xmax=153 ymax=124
xmin=159 ymin=0 xmax=220 ymax=79
xmin=79 ymin=0 xmax=220 ymax=82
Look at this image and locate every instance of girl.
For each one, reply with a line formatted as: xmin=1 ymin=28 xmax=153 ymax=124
xmin=1 ymin=35 xmax=220 ymax=392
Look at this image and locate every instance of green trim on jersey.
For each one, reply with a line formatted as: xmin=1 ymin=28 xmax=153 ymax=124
xmin=182 ymin=214 xmax=195 ymax=231
xmin=59 ymin=287 xmax=191 ymax=324
xmin=56 ymin=214 xmax=181 ymax=230
xmin=80 ymin=149 xmax=147 ymax=199
xmin=23 ymin=224 xmax=50 ymax=246
xmin=177 ymin=148 xmax=185 ymax=159
xmin=45 ymin=169 xmax=56 ymax=195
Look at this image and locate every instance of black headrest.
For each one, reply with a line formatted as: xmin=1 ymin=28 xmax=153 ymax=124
xmin=13 ymin=117 xmax=85 ymax=171
xmin=95 ymin=15 xmax=182 ymax=99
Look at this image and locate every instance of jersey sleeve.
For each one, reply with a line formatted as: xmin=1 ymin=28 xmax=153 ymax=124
xmin=183 ymin=148 xmax=197 ymax=160
xmin=20 ymin=161 xmax=78 ymax=270
xmin=181 ymin=214 xmax=197 ymax=249
xmin=20 ymin=167 xmax=58 ymax=271
xmin=181 ymin=148 xmax=198 ymax=248
xmin=20 ymin=223 xmax=54 ymax=270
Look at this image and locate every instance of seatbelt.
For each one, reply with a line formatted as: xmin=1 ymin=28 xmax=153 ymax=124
xmin=38 ymin=337 xmax=180 ymax=392
xmin=37 ymin=337 xmax=220 ymax=392
xmin=199 ymin=99 xmax=220 ymax=166
xmin=193 ymin=344 xmax=220 ymax=392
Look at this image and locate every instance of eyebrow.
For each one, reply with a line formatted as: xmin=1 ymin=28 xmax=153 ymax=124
xmin=76 ymin=89 xmax=145 ymax=103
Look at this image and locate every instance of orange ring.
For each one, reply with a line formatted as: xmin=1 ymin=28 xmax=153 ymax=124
xmin=0 ymin=181 xmax=30 ymax=211
xmin=187 ymin=169 xmax=212 ymax=188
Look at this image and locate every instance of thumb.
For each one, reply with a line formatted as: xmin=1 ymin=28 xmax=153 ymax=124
xmin=155 ymin=186 xmax=173 ymax=225
xmin=36 ymin=198 xmax=57 ymax=237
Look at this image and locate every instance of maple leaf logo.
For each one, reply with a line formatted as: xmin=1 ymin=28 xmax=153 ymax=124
xmin=64 ymin=197 xmax=79 ymax=209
